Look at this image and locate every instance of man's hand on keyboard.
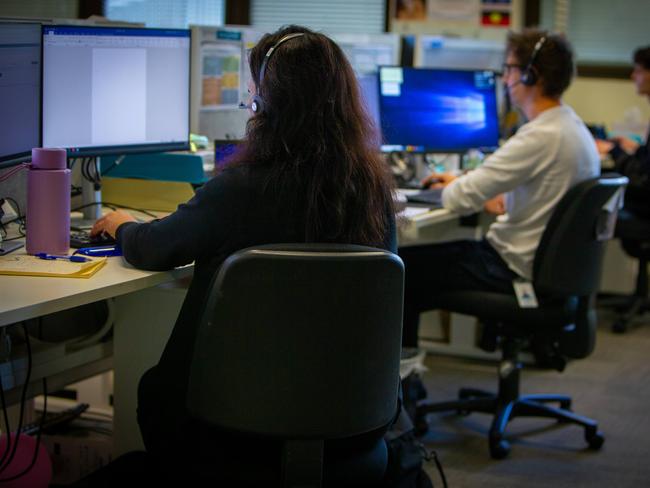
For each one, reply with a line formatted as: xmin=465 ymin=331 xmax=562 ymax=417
xmin=91 ymin=210 xmax=137 ymax=239
xmin=421 ymin=172 xmax=457 ymax=189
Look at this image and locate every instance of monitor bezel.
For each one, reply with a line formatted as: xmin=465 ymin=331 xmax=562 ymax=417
xmin=0 ymin=153 xmax=31 ymax=170
xmin=40 ymin=24 xmax=192 ymax=158
xmin=377 ymin=65 xmax=500 ymax=153
xmin=0 ymin=21 xmax=42 ymax=168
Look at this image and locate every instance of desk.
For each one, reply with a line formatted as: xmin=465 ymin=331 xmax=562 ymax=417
xmin=397 ymin=208 xmax=500 ymax=360
xmin=0 ymin=206 xmax=483 ymax=455
xmin=0 ymin=251 xmax=191 ymax=328
xmin=0 ymin=249 xmax=192 ymax=455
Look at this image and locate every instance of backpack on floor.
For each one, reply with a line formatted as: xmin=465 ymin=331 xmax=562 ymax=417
xmin=380 ymin=372 xmax=446 ymax=488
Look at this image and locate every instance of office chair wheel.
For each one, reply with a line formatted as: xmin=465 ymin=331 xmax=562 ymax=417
xmin=488 ymin=437 xmax=510 ymax=460
xmin=585 ymin=428 xmax=605 ymax=450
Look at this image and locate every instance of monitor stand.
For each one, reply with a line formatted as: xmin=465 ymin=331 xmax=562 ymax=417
xmin=71 ymin=158 xmax=103 ymax=230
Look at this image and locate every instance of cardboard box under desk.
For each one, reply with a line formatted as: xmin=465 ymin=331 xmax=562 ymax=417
xmin=42 ymin=428 xmax=113 ymax=485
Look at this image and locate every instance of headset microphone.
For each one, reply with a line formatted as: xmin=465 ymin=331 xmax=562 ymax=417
xmin=507 ymin=79 xmax=521 ymax=90
xmin=249 ymin=32 xmax=305 ymax=115
xmin=520 ymin=35 xmax=547 ymax=87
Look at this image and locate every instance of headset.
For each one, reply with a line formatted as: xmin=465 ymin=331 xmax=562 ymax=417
xmin=520 ymin=35 xmax=547 ymax=86
xmin=249 ymin=32 xmax=305 ymax=114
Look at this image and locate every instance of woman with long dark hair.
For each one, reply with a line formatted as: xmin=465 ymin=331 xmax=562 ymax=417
xmin=91 ymin=25 xmax=396 ymax=481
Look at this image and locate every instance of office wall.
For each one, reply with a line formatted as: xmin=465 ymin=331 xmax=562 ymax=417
xmin=390 ymin=0 xmax=524 ymax=42
xmin=565 ymin=77 xmax=650 ymax=135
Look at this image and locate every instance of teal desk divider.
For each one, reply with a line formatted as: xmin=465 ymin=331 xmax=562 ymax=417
xmin=100 ymin=152 xmax=209 ymax=185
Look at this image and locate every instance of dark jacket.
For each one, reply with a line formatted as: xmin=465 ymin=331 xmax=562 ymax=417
xmin=612 ymin=127 xmax=650 ymax=217
xmin=115 ymin=162 xmax=397 ymax=465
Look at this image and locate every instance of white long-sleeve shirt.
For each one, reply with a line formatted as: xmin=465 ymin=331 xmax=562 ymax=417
xmin=442 ymin=104 xmax=600 ymax=280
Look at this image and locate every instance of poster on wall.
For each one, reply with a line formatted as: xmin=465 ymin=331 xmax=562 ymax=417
xmin=200 ymin=43 xmax=241 ymax=109
xmin=480 ymin=0 xmax=512 ymax=27
xmin=392 ymin=0 xmax=513 ymax=30
xmin=427 ymin=0 xmax=479 ymax=21
xmin=395 ymin=0 xmax=427 ymax=20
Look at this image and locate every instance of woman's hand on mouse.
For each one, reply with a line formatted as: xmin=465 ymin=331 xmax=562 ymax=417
xmin=91 ymin=210 xmax=137 ymax=239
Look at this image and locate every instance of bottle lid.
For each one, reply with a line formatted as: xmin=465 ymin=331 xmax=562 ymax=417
xmin=31 ymin=148 xmax=67 ymax=170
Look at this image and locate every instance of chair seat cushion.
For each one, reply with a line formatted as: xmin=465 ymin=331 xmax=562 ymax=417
xmin=433 ymin=291 xmax=578 ymax=331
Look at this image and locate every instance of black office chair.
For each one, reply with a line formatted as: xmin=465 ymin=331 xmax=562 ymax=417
xmin=610 ymin=209 xmax=650 ymax=333
xmin=415 ymin=174 xmax=628 ymax=459
xmin=185 ymin=243 xmax=404 ymax=487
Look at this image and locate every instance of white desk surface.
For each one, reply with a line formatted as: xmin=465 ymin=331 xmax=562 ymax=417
xmin=0 ymin=201 xmax=452 ymax=327
xmin=0 ymin=248 xmax=193 ymax=327
xmin=395 ymin=188 xmax=457 ymax=232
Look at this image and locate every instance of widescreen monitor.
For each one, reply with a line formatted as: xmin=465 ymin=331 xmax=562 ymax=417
xmin=214 ymin=139 xmax=242 ymax=171
xmin=0 ymin=22 xmax=41 ymax=169
xmin=42 ymin=25 xmax=191 ymax=157
xmin=357 ymin=73 xmax=380 ymax=131
xmin=378 ymin=67 xmax=499 ymax=152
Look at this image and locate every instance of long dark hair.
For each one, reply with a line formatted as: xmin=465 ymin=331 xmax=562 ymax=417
xmin=230 ymin=25 xmax=394 ymax=246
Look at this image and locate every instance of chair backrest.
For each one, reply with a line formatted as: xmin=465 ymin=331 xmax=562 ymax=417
xmin=533 ymin=174 xmax=628 ymax=296
xmin=186 ymin=243 xmax=404 ymax=440
xmin=532 ymin=174 xmax=627 ymax=359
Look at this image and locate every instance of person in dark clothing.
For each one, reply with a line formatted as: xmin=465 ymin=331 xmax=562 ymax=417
xmin=596 ymin=45 xmax=650 ymax=219
xmin=91 ymin=25 xmax=396 ymax=482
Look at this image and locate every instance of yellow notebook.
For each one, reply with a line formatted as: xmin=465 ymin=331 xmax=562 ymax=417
xmin=0 ymin=254 xmax=107 ymax=278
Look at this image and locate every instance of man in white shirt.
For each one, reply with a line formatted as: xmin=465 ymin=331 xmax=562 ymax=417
xmin=399 ymin=29 xmax=600 ymax=347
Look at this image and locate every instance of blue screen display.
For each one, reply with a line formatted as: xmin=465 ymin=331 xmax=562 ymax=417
xmin=214 ymin=140 xmax=242 ymax=170
xmin=379 ymin=67 xmax=499 ymax=151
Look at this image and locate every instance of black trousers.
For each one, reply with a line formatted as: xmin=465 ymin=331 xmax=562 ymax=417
xmin=398 ymin=239 xmax=519 ymax=347
xmin=615 ymin=208 xmax=650 ymax=240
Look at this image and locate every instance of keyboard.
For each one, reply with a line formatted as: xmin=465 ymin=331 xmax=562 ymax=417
xmin=405 ymin=188 xmax=443 ymax=207
xmin=70 ymin=230 xmax=116 ymax=248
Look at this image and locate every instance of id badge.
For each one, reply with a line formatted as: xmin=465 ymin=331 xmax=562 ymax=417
xmin=512 ymin=280 xmax=538 ymax=308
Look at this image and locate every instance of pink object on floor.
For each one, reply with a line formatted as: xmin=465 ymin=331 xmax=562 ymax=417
xmin=0 ymin=433 xmax=52 ymax=487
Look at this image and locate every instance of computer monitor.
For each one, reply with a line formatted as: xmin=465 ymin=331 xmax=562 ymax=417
xmin=214 ymin=139 xmax=242 ymax=171
xmin=0 ymin=22 xmax=41 ymax=169
xmin=327 ymin=34 xmax=401 ymax=137
xmin=357 ymin=73 xmax=380 ymax=131
xmin=378 ymin=67 xmax=500 ymax=152
xmin=42 ymin=25 xmax=191 ymax=157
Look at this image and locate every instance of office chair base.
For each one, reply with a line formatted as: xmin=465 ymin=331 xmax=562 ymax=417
xmin=416 ymin=388 xmax=604 ymax=459
xmin=611 ymin=295 xmax=650 ymax=333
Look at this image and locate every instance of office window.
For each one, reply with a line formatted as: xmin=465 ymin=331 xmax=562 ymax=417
xmin=105 ymin=0 xmax=224 ymax=29
xmin=250 ymin=0 xmax=385 ymax=35
xmin=540 ymin=0 xmax=648 ymax=65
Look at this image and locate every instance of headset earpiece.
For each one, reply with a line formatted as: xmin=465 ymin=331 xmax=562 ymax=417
xmin=521 ymin=36 xmax=546 ymax=87
xmin=252 ymin=32 xmax=304 ymax=115
xmin=251 ymin=95 xmax=264 ymax=114
xmin=520 ymin=67 xmax=537 ymax=86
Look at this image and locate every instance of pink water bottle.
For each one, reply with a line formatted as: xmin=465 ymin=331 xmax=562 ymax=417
xmin=26 ymin=148 xmax=71 ymax=255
